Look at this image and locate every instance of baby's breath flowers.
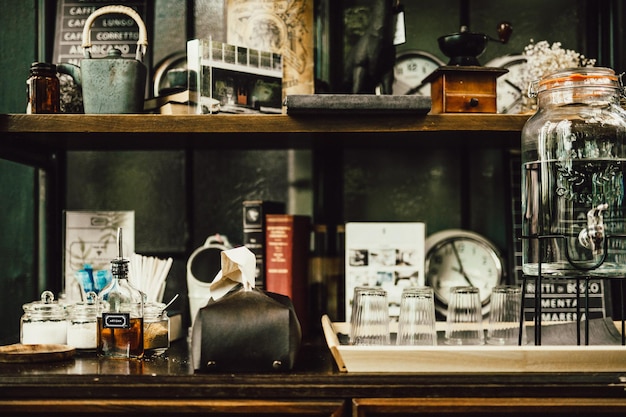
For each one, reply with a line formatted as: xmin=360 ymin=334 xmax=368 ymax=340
xmin=522 ymin=40 xmax=596 ymax=88
xmin=519 ymin=40 xmax=596 ymax=111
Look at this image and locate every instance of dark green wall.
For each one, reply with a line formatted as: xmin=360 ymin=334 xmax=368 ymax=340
xmin=0 ymin=1 xmax=38 ymax=343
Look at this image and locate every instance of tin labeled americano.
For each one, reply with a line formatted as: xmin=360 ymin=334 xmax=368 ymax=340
xmin=521 ymin=67 xmax=626 ymax=276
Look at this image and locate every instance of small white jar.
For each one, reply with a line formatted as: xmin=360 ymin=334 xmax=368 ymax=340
xmin=67 ymin=292 xmax=102 ymax=350
xmin=21 ymin=290 xmax=67 ymax=345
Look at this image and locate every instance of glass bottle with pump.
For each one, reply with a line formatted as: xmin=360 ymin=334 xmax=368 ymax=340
xmin=97 ymin=228 xmax=144 ymax=359
xmin=521 ymin=67 xmax=626 ymax=276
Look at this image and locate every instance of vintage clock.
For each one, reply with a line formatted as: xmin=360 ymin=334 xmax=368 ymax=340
xmin=392 ymin=49 xmax=445 ymax=96
xmin=424 ymin=229 xmax=504 ymax=317
xmin=485 ymin=54 xmax=528 ymax=114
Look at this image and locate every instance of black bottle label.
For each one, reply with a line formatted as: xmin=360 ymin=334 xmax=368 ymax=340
xmin=102 ymin=312 xmax=131 ymax=329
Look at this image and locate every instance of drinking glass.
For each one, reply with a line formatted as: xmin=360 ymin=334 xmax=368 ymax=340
xmin=396 ymin=287 xmax=437 ymax=345
xmin=445 ymin=286 xmax=484 ymax=345
xmin=487 ymin=285 xmax=526 ymax=345
xmin=350 ymin=287 xmax=390 ymax=345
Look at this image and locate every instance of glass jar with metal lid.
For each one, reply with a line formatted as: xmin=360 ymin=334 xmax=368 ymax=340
xmin=21 ymin=290 xmax=67 ymax=345
xmin=521 ymin=67 xmax=626 ymax=277
xmin=143 ymin=301 xmax=169 ymax=354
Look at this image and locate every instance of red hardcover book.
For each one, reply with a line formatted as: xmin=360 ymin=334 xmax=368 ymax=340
xmin=265 ymin=214 xmax=311 ymax=335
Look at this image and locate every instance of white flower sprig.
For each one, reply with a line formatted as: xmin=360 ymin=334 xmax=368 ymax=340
xmin=521 ymin=40 xmax=596 ymax=88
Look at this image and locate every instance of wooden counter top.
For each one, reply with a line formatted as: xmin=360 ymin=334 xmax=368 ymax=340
xmin=0 ymin=340 xmax=625 ymax=415
xmin=1 ymin=339 xmax=625 ymax=400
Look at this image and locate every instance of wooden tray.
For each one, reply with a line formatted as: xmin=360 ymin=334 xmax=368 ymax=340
xmin=321 ymin=315 xmax=626 ymax=373
xmin=0 ymin=344 xmax=75 ymax=363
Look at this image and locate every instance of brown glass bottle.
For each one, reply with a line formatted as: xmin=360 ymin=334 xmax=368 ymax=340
xmin=27 ymin=62 xmax=60 ymax=114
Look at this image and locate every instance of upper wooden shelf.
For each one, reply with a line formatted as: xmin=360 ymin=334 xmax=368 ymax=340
xmin=0 ymin=113 xmax=528 ymax=159
xmin=1 ymin=113 xmax=529 ymax=134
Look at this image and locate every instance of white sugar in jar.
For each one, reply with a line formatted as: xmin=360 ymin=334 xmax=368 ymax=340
xmin=66 ymin=292 xmax=102 ymax=350
xmin=21 ymin=291 xmax=67 ymax=345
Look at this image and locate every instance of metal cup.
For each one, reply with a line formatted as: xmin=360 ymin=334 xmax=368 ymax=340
xmin=396 ymin=287 xmax=437 ymax=346
xmin=350 ymin=287 xmax=390 ymax=345
xmin=445 ymin=286 xmax=484 ymax=345
xmin=487 ymin=285 xmax=526 ymax=345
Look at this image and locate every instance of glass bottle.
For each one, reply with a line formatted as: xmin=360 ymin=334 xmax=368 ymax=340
xmin=521 ymin=67 xmax=626 ymax=277
xmin=97 ymin=228 xmax=144 ymax=359
xmin=143 ymin=302 xmax=169 ymax=354
xmin=27 ymin=62 xmax=60 ymax=114
xmin=21 ymin=290 xmax=67 ymax=345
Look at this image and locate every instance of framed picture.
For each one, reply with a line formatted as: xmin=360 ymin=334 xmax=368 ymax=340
xmin=345 ymin=222 xmax=425 ymax=321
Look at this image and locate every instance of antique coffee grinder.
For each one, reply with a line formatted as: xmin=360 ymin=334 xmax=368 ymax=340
xmin=425 ymin=19 xmax=512 ymax=114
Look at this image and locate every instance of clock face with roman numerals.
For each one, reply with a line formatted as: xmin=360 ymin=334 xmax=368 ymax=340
xmin=392 ymin=50 xmax=445 ymax=96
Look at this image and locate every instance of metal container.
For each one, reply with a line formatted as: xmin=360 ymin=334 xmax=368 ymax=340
xmin=57 ymin=5 xmax=148 ymax=114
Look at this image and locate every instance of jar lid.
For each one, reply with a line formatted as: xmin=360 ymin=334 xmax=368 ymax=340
xmin=29 ymin=62 xmax=57 ymax=73
xmin=22 ymin=290 xmax=66 ymax=319
xmin=144 ymin=302 xmax=166 ymax=319
xmin=67 ymin=291 xmax=106 ymax=317
xmin=532 ymin=67 xmax=619 ymax=96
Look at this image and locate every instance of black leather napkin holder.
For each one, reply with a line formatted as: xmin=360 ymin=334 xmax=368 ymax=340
xmin=192 ymin=287 xmax=302 ymax=372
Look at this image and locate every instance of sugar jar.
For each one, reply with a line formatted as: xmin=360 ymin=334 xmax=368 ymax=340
xmin=67 ymin=292 xmax=103 ymax=350
xmin=21 ymin=290 xmax=67 ymax=345
xmin=143 ymin=302 xmax=169 ymax=354
xmin=521 ymin=67 xmax=626 ymax=277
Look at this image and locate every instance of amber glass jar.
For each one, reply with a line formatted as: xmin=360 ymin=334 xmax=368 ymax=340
xmin=27 ymin=62 xmax=60 ymax=113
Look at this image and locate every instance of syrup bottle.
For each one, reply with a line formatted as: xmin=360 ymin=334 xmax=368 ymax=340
xmin=97 ymin=228 xmax=144 ymax=359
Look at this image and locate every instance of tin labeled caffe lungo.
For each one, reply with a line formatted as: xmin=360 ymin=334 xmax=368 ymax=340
xmin=521 ymin=67 xmax=626 ymax=277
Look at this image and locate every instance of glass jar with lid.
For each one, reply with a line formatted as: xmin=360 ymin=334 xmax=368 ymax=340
xmin=143 ymin=302 xmax=169 ymax=354
xmin=67 ymin=292 xmax=104 ymax=350
xmin=521 ymin=67 xmax=626 ymax=276
xmin=27 ymin=62 xmax=60 ymax=114
xmin=21 ymin=290 xmax=67 ymax=345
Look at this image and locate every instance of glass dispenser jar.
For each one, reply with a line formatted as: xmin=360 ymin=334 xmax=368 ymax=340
xmin=521 ymin=67 xmax=626 ymax=276
xmin=21 ymin=290 xmax=67 ymax=345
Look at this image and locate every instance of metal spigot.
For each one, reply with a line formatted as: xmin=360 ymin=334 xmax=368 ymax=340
xmin=578 ymin=203 xmax=609 ymax=254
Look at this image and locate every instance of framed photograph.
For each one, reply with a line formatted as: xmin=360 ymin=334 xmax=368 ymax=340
xmin=226 ymin=0 xmax=315 ymax=96
xmin=345 ymin=222 xmax=425 ymax=321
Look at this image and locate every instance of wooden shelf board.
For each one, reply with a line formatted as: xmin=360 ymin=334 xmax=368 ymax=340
xmin=1 ymin=113 xmax=529 ymax=134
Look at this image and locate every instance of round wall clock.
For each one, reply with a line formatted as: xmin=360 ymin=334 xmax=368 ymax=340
xmin=392 ymin=49 xmax=445 ymax=96
xmin=485 ymin=54 xmax=527 ymax=114
xmin=424 ymin=229 xmax=504 ymax=317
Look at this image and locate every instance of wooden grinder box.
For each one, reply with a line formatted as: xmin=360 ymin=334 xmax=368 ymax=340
xmin=425 ymin=66 xmax=508 ymax=114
